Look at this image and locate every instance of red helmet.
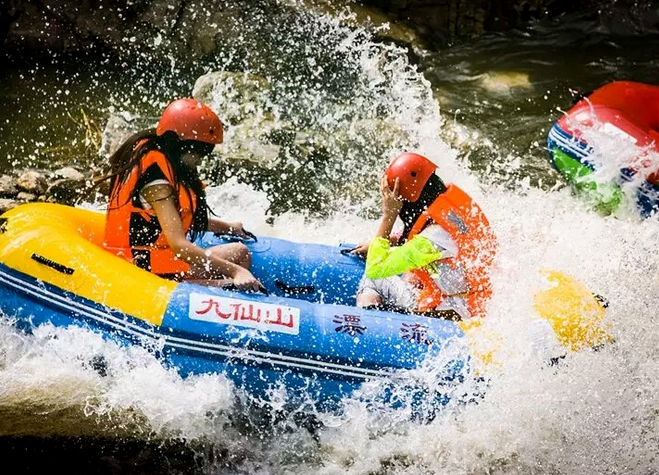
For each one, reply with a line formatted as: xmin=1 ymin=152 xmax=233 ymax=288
xmin=156 ymin=98 xmax=224 ymax=144
xmin=385 ymin=152 xmax=437 ymax=202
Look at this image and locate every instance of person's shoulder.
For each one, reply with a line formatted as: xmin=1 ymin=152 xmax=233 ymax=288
xmin=137 ymin=161 xmax=171 ymax=189
xmin=418 ymin=224 xmax=458 ymax=255
xmin=142 ymin=148 xmax=167 ymax=162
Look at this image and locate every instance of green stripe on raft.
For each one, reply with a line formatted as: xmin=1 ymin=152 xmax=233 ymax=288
xmin=550 ymin=148 xmax=623 ymax=215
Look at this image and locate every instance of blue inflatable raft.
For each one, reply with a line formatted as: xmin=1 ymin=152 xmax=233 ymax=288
xmin=0 ymin=203 xmax=471 ymax=413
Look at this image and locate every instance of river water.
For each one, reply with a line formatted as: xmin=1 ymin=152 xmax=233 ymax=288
xmin=1 ymin=4 xmax=659 ymax=474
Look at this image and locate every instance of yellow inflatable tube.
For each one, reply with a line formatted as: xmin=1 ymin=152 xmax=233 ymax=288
xmin=0 ymin=203 xmax=176 ymax=325
xmin=533 ymin=269 xmax=612 ymax=352
xmin=459 ymin=269 xmax=611 ymax=373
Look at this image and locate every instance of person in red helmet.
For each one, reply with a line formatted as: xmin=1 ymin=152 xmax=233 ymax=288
xmin=101 ymin=98 xmax=264 ymax=292
xmin=353 ymin=152 xmax=497 ymax=319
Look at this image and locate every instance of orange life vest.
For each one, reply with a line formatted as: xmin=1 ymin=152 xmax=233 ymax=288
xmin=408 ymin=183 xmax=497 ymax=318
xmin=103 ymin=149 xmax=197 ymax=276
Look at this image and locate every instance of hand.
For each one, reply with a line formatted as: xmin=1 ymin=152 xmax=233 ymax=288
xmin=380 ymin=175 xmax=403 ymax=218
xmin=225 ymin=221 xmax=249 ymax=239
xmin=231 ymin=267 xmax=266 ymax=293
xmin=349 ymin=240 xmax=370 ymax=257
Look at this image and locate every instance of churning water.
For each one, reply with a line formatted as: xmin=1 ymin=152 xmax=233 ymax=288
xmin=1 ymin=2 xmax=659 ymax=473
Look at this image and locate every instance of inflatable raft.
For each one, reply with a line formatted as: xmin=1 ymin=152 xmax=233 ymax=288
xmin=547 ymin=80 xmax=659 ymax=217
xmin=0 ymin=203 xmax=609 ymax=414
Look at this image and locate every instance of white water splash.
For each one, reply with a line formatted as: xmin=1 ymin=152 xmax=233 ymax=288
xmin=267 ymin=179 xmax=659 ymax=475
xmin=0 ymin=320 xmax=236 ymax=439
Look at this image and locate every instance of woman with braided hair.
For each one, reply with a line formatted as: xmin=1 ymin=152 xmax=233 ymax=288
xmin=101 ymin=98 xmax=264 ymax=292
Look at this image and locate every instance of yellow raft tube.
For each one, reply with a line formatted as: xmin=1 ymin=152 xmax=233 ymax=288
xmin=0 ymin=202 xmax=176 ymax=325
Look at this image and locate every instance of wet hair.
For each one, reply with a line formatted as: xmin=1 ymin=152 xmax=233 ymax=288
xmin=103 ymin=128 xmax=212 ymax=242
xmin=399 ymin=173 xmax=447 ymax=241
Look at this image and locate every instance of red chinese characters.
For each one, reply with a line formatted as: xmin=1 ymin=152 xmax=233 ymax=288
xmin=189 ymin=293 xmax=300 ymax=335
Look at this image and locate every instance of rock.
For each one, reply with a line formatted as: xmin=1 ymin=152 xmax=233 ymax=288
xmin=290 ymin=0 xmax=423 ymax=49
xmin=193 ymin=71 xmax=286 ymax=168
xmin=0 ymin=199 xmax=20 ymax=214
xmin=0 ymin=175 xmax=18 ymax=198
xmin=54 ymin=167 xmax=86 ymax=181
xmin=47 ymin=178 xmax=88 ymax=204
xmin=478 ymin=71 xmax=533 ymax=95
xmin=16 ymin=171 xmax=48 ymax=195
xmin=193 ymin=71 xmax=274 ymax=124
xmin=2 ymin=0 xmax=656 ymax=65
xmin=16 ymin=192 xmax=37 ymax=202
xmin=100 ymin=113 xmax=144 ymax=158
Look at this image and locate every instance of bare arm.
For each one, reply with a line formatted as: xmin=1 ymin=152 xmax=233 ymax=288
xmin=143 ymin=184 xmax=250 ymax=281
xmin=350 ymin=234 xmax=400 ymax=257
xmin=350 ymin=176 xmax=403 ymax=257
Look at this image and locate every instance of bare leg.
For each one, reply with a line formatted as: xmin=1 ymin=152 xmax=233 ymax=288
xmin=356 ymin=290 xmax=382 ymax=308
xmin=208 ymin=242 xmax=251 ymax=269
xmin=186 ymin=243 xmax=252 ymax=281
xmin=356 ymin=275 xmax=416 ymax=310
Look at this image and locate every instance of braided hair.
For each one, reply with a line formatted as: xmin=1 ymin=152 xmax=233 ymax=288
xmin=104 ymin=128 xmax=211 ymax=242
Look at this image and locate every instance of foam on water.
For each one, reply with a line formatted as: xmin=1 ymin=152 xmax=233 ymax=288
xmin=196 ymin=116 xmax=659 ymax=473
xmin=266 ymin=183 xmax=659 ymax=474
xmin=0 ymin=319 xmax=236 ymax=439
xmin=2 ymin=144 xmax=659 ymax=472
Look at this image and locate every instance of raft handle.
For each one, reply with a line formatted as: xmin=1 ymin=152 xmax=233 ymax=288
xmin=593 ymin=293 xmax=609 ymax=308
xmin=340 ymin=247 xmax=365 ymax=259
xmin=274 ymin=279 xmax=315 ymax=295
xmin=0 ymin=217 xmax=6 ymax=233
xmin=362 ymin=303 xmax=462 ymax=321
xmin=219 ymin=281 xmax=268 ymax=296
xmin=31 ymin=253 xmax=75 ymax=275
xmin=243 ymin=230 xmax=258 ymax=242
xmin=214 ymin=230 xmax=258 ymax=242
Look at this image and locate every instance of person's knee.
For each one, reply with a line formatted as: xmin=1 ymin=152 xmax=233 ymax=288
xmin=211 ymin=242 xmax=252 ymax=268
xmin=229 ymin=242 xmax=251 ymax=267
xmin=356 ymin=290 xmax=382 ymax=308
